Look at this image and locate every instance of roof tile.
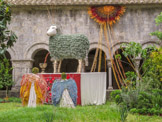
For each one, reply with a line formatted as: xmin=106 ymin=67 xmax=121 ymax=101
xmin=5 ymin=0 xmax=162 ymax=5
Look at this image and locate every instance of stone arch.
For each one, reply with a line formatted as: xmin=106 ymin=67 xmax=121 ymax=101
xmin=24 ymin=42 xmax=49 ymax=60
xmin=33 ymin=49 xmax=53 ymax=73
xmin=7 ymin=47 xmax=17 ymax=60
xmin=111 ymin=41 xmax=129 ymax=56
xmin=89 ymin=42 xmax=109 ymax=59
xmin=142 ymin=41 xmax=161 ymax=49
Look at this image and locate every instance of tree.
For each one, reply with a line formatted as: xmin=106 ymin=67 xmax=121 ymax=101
xmin=120 ymin=42 xmax=156 ymax=87
xmin=0 ymin=58 xmax=13 ymax=98
xmin=142 ymin=47 xmax=162 ymax=89
xmin=0 ymin=0 xmax=17 ymax=55
xmin=150 ymin=12 xmax=162 ymax=41
xmin=0 ymin=0 xmax=17 ymax=98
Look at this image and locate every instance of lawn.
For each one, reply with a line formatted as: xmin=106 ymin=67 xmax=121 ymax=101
xmin=0 ymin=102 xmax=161 ymax=122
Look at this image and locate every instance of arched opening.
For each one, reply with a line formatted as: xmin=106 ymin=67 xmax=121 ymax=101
xmin=60 ymin=59 xmax=78 ymax=73
xmin=112 ymin=49 xmax=134 ymax=89
xmin=33 ymin=49 xmax=53 ymax=73
xmin=85 ymin=49 xmax=108 ymax=88
xmin=0 ymin=51 xmax=12 ymax=90
xmin=85 ymin=49 xmax=107 ymax=72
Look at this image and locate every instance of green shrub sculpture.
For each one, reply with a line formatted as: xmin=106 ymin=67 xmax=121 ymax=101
xmin=32 ymin=67 xmax=39 ymax=74
xmin=61 ymin=72 xmax=66 ymax=80
xmin=49 ymin=34 xmax=89 ymax=60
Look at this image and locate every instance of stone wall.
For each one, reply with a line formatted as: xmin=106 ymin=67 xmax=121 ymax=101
xmin=7 ymin=5 xmax=162 ymax=90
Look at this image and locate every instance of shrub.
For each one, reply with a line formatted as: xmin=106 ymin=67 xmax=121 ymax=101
xmin=61 ymin=72 xmax=66 ymax=80
xmin=130 ymin=108 xmax=138 ymax=114
xmin=110 ymin=90 xmax=123 ymax=104
xmin=32 ymin=67 xmax=39 ymax=74
xmin=119 ymin=103 xmax=128 ymax=122
xmin=149 ymin=108 xmax=156 ymax=115
xmin=115 ymin=95 xmax=123 ymax=105
xmin=121 ymin=90 xmax=138 ymax=109
xmin=137 ymin=92 xmax=153 ymax=109
xmin=0 ymin=58 xmax=13 ymax=97
xmin=8 ymin=97 xmax=21 ymax=103
xmin=151 ymin=89 xmax=162 ymax=109
xmin=0 ymin=98 xmax=4 ymax=103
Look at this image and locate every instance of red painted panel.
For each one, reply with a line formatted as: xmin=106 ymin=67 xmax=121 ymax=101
xmin=38 ymin=74 xmax=81 ymax=105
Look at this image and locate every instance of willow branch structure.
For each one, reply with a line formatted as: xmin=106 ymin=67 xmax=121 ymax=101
xmin=88 ymin=6 xmax=126 ymax=89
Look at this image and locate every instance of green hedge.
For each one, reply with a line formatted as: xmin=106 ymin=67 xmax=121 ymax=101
xmin=0 ymin=97 xmax=21 ymax=103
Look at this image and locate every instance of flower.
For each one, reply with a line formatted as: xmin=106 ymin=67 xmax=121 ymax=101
xmin=50 ymin=80 xmax=53 ymax=84
xmin=46 ymin=98 xmax=48 ymax=103
xmin=47 ymin=87 xmax=51 ymax=91
xmin=46 ymin=78 xmax=49 ymax=82
xmin=49 ymin=93 xmax=52 ymax=96
xmin=67 ymin=76 xmax=70 ymax=79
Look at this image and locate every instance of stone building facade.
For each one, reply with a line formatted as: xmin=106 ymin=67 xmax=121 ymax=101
xmin=4 ymin=0 xmax=162 ymax=91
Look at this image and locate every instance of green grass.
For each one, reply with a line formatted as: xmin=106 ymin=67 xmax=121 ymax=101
xmin=0 ymin=102 xmax=161 ymax=122
xmin=127 ymin=114 xmax=162 ymax=122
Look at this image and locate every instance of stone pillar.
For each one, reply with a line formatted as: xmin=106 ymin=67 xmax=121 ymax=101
xmin=83 ymin=56 xmax=88 ymax=72
xmin=85 ymin=55 xmax=89 ymax=66
xmin=11 ymin=59 xmax=33 ymax=91
xmin=107 ymin=59 xmax=113 ymax=90
xmin=51 ymin=58 xmax=58 ymax=73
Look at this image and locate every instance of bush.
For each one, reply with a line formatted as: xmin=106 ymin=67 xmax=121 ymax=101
xmin=137 ymin=92 xmax=153 ymax=109
xmin=32 ymin=67 xmax=39 ymax=74
xmin=115 ymin=95 xmax=123 ymax=105
xmin=110 ymin=90 xmax=123 ymax=104
xmin=119 ymin=103 xmax=128 ymax=122
xmin=121 ymin=90 xmax=138 ymax=109
xmin=130 ymin=108 xmax=138 ymax=114
xmin=0 ymin=98 xmax=4 ymax=103
xmin=0 ymin=58 xmax=13 ymax=97
xmin=130 ymin=108 xmax=162 ymax=115
xmin=152 ymin=89 xmax=162 ymax=109
xmin=8 ymin=97 xmax=21 ymax=103
xmin=0 ymin=97 xmax=21 ymax=103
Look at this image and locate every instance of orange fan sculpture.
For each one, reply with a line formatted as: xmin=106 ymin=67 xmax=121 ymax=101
xmin=88 ymin=6 xmax=126 ymax=26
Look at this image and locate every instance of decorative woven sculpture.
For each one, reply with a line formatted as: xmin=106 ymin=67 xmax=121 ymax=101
xmin=47 ymin=25 xmax=89 ymax=73
xmin=20 ymin=74 xmax=47 ymax=106
xmin=51 ymin=79 xmax=77 ymax=107
xmin=88 ymin=6 xmax=126 ymax=89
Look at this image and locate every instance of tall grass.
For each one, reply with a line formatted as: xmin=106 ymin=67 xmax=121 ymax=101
xmin=0 ymin=102 xmax=120 ymax=122
xmin=0 ymin=102 xmax=161 ymax=122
